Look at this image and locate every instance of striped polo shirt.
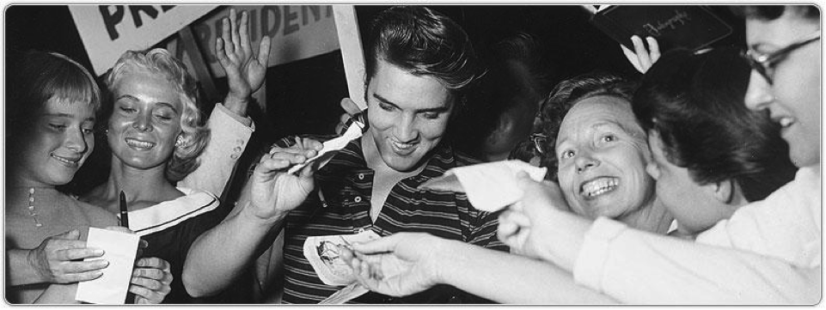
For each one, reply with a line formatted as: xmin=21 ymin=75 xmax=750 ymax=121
xmin=276 ymin=137 xmax=507 ymax=304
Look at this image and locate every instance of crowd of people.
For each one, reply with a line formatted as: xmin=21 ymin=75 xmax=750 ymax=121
xmin=5 ymin=5 xmax=820 ymax=305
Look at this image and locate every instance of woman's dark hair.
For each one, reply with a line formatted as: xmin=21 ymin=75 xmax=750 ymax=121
xmin=731 ymin=5 xmax=820 ymax=21
xmin=633 ymin=48 xmax=796 ymax=202
xmin=363 ymin=6 xmax=484 ymax=113
xmin=532 ymin=72 xmax=638 ymax=180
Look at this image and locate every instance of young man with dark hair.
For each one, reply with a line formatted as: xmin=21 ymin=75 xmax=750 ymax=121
xmin=185 ymin=6 xmax=505 ymax=304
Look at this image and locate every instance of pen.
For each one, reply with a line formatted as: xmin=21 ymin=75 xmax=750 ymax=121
xmin=119 ymin=190 xmax=129 ymax=229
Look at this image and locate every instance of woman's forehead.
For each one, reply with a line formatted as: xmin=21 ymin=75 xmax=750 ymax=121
xmin=562 ymin=96 xmax=637 ymax=131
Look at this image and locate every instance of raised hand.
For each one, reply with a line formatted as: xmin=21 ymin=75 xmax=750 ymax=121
xmin=128 ymin=257 xmax=173 ymax=304
xmin=217 ymin=8 xmax=272 ymax=113
xmin=247 ymin=137 xmax=323 ymax=221
xmin=621 ymin=35 xmax=661 ymax=74
xmin=27 ymin=230 xmax=108 ymax=284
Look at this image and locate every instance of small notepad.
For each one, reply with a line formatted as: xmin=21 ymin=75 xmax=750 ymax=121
xmin=76 ymin=227 xmax=139 ymax=304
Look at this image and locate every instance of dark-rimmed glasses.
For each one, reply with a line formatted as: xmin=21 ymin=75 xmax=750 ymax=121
xmin=742 ymin=31 xmax=820 ymax=85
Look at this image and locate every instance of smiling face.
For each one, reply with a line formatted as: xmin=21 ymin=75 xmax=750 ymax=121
xmin=107 ymin=68 xmax=183 ymax=171
xmin=744 ymin=10 xmax=821 ymax=167
xmin=365 ymin=60 xmax=454 ymax=172
xmin=16 ymin=98 xmax=96 ymax=187
xmin=646 ymin=130 xmax=741 ymax=235
xmin=555 ymin=96 xmax=655 ymax=219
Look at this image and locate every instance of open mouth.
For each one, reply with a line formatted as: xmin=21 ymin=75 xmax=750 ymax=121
xmin=390 ymin=139 xmax=417 ymax=155
xmin=126 ymin=138 xmax=155 ymax=150
xmin=580 ymin=177 xmax=619 ymax=199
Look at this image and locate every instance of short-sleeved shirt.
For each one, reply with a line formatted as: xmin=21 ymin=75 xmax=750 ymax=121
xmin=277 ymin=137 xmax=507 ymax=304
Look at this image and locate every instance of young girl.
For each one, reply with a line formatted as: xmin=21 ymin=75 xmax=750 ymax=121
xmin=5 ymin=50 xmax=171 ymax=304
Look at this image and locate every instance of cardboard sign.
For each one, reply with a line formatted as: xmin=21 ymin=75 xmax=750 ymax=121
xmin=69 ymin=5 xmax=217 ymax=76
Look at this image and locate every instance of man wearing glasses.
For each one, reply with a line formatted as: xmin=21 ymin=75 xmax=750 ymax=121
xmin=495 ymin=5 xmax=820 ymax=304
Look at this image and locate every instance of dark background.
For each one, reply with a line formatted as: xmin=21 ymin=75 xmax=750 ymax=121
xmin=5 ymin=5 xmax=746 ymax=138
xmin=6 ymin=5 xmax=746 ymax=195
xmin=5 ymin=5 xmax=747 ymax=302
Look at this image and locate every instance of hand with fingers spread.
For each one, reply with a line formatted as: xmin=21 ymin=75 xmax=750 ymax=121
xmin=217 ymin=8 xmax=272 ymax=115
xmin=621 ymin=35 xmax=661 ymax=74
xmin=25 ymin=230 xmax=108 ymax=284
xmin=129 ymin=257 xmax=173 ymax=304
xmin=497 ymin=172 xmax=570 ymax=259
xmin=340 ymin=233 xmax=443 ymax=297
xmin=248 ymin=137 xmax=324 ymax=221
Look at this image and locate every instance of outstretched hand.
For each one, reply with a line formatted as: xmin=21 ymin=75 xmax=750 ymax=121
xmin=217 ymin=8 xmax=272 ymax=113
xmin=621 ymin=35 xmax=661 ymax=74
xmin=341 ymin=233 xmax=442 ymax=297
xmin=247 ymin=137 xmax=323 ymax=221
xmin=497 ymin=172 xmax=569 ymax=259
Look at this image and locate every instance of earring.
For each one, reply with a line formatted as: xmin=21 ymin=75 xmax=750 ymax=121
xmin=175 ymin=136 xmax=185 ymax=148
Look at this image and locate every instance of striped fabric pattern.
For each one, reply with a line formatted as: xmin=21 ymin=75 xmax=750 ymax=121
xmin=275 ymin=137 xmax=507 ymax=304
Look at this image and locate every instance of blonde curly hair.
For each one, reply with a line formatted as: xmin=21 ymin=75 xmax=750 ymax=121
xmin=104 ymin=48 xmax=210 ymax=182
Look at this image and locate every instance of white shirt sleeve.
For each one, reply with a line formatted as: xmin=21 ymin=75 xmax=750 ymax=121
xmin=574 ymin=217 xmax=821 ymax=304
xmin=696 ymin=166 xmax=821 ymax=268
xmin=179 ymin=102 xmax=255 ymax=197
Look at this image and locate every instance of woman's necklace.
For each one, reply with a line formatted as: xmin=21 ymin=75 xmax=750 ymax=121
xmin=27 ymin=188 xmax=43 ymax=227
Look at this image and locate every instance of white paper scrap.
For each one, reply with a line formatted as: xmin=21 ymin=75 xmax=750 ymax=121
xmin=76 ymin=227 xmax=139 ymax=304
xmin=422 ymin=160 xmax=547 ymax=212
xmin=288 ymin=121 xmax=364 ymax=175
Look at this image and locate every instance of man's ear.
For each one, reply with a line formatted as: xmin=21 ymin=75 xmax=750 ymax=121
xmin=710 ymin=179 xmax=735 ymax=204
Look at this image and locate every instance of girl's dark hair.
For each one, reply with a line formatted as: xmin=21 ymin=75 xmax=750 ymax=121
xmin=633 ymin=48 xmax=796 ymax=201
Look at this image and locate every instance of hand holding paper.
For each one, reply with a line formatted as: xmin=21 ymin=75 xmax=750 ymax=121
xmin=419 ymin=160 xmax=548 ymax=212
xmin=288 ymin=119 xmax=365 ymax=175
xmin=75 ymin=227 xmax=139 ymax=304
xmin=339 ymin=232 xmax=446 ymax=298
xmin=247 ymin=137 xmax=322 ymax=221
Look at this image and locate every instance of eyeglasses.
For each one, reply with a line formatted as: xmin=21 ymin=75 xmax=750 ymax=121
xmin=530 ymin=133 xmax=547 ymax=155
xmin=742 ymin=31 xmax=820 ymax=85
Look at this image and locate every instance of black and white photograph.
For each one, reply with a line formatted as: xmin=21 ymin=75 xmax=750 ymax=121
xmin=4 ymin=3 xmax=821 ymax=305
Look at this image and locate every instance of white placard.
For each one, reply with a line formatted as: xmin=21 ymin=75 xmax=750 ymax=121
xmin=69 ymin=5 xmax=217 ymax=76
